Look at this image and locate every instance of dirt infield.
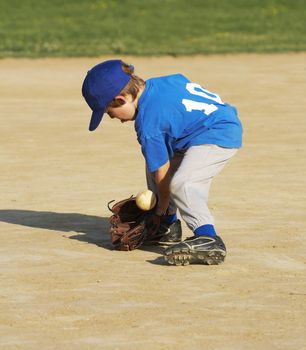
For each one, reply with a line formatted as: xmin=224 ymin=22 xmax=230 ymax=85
xmin=1 ymin=54 xmax=305 ymax=350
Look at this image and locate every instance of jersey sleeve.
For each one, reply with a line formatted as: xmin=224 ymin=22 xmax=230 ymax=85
xmin=141 ymin=134 xmax=169 ymax=172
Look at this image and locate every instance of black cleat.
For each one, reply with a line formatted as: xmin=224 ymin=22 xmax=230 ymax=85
xmin=164 ymin=235 xmax=226 ymax=266
xmin=145 ymin=219 xmax=182 ymax=245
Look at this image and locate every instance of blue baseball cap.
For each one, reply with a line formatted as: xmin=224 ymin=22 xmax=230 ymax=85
xmin=82 ymin=60 xmax=131 ymax=131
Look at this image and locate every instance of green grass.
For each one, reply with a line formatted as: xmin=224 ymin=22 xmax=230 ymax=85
xmin=0 ymin=0 xmax=306 ymax=57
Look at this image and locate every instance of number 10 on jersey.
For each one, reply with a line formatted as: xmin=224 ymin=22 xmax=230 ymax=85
xmin=182 ymin=83 xmax=224 ymax=116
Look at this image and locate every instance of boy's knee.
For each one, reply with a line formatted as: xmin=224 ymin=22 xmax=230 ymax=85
xmin=170 ymin=174 xmax=186 ymax=195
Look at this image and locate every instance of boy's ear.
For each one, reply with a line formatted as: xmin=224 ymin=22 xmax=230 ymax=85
xmin=114 ymin=95 xmax=127 ymax=104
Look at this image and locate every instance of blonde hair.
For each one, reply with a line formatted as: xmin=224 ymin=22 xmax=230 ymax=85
xmin=108 ymin=61 xmax=145 ymax=108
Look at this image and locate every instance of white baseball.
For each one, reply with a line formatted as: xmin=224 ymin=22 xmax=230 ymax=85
xmin=136 ymin=190 xmax=157 ymax=211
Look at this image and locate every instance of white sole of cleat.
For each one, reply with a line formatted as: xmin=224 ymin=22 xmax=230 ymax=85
xmin=164 ymin=249 xmax=226 ymax=266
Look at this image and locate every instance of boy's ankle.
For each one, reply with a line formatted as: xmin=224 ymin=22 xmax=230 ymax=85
xmin=194 ymin=224 xmax=216 ymax=237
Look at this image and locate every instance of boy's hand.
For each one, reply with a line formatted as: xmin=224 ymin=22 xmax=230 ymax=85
xmin=145 ymin=213 xmax=162 ymax=237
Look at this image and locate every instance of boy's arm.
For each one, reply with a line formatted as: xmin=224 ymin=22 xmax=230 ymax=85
xmin=154 ymin=160 xmax=171 ymax=216
xmin=145 ymin=161 xmax=171 ymax=237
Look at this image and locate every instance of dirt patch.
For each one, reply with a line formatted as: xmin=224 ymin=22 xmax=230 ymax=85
xmin=1 ymin=54 xmax=305 ymax=350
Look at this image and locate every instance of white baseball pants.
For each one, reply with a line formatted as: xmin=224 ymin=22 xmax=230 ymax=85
xmin=146 ymin=144 xmax=238 ymax=232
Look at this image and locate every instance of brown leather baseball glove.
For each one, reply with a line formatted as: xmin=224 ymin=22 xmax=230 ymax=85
xmin=108 ymin=196 xmax=155 ymax=251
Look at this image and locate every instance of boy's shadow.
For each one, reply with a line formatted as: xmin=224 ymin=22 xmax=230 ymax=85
xmin=0 ymin=209 xmax=112 ymax=249
xmin=0 ymin=209 xmax=168 ymax=264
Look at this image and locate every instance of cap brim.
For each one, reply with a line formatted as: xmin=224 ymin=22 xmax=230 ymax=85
xmin=89 ymin=109 xmax=105 ymax=131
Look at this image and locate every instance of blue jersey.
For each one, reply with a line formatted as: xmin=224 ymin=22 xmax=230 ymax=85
xmin=135 ymin=74 xmax=242 ymax=172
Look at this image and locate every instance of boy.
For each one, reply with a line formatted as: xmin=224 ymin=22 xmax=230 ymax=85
xmin=82 ymin=59 xmax=242 ymax=266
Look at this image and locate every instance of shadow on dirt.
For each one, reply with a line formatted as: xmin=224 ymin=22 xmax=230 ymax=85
xmin=0 ymin=209 xmax=112 ymax=249
xmin=0 ymin=209 xmax=171 ymax=261
xmin=138 ymin=244 xmax=168 ymax=265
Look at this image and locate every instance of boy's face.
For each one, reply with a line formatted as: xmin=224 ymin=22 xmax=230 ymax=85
xmin=106 ymin=95 xmax=137 ymax=123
